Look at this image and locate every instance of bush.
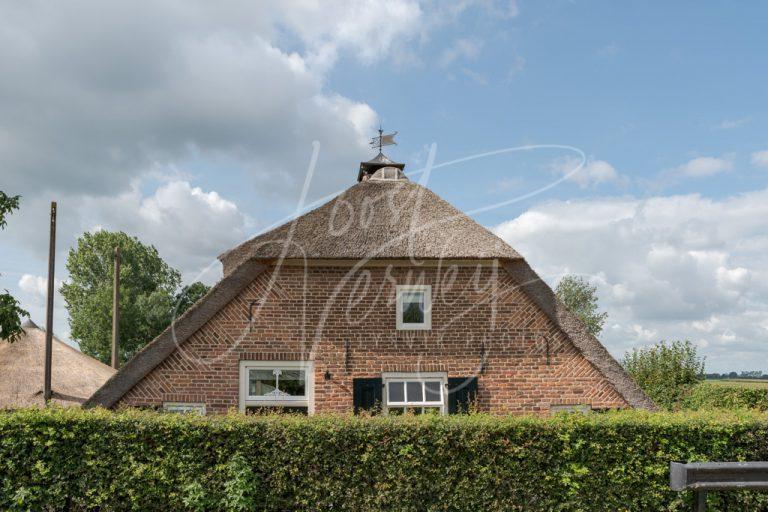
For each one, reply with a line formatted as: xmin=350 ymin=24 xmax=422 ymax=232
xmin=622 ymin=340 xmax=705 ymax=410
xmin=2 ymin=408 xmax=768 ymax=511
xmin=679 ymin=382 xmax=768 ymax=411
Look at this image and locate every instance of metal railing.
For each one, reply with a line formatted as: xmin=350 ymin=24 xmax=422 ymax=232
xmin=670 ymin=461 xmax=768 ymax=511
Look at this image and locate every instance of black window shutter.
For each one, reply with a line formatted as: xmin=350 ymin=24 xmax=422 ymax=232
xmin=448 ymin=377 xmax=478 ymax=414
xmin=353 ymin=378 xmax=382 ymax=414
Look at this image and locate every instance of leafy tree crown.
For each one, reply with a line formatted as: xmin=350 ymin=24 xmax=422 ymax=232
xmin=0 ymin=191 xmax=28 ymax=342
xmin=555 ymin=275 xmax=608 ymax=337
xmin=60 ymin=230 xmax=208 ymax=364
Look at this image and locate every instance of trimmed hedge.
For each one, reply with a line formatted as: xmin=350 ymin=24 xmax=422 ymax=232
xmin=2 ymin=408 xmax=768 ymax=511
xmin=679 ymin=382 xmax=768 ymax=411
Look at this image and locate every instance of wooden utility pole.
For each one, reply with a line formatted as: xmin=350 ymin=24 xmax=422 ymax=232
xmin=43 ymin=202 xmax=57 ymax=403
xmin=111 ymin=245 xmax=121 ymax=369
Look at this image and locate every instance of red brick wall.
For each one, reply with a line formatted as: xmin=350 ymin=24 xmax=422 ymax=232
xmin=119 ymin=262 xmax=628 ymax=414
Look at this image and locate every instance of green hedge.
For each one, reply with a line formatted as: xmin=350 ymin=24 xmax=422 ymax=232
xmin=679 ymin=382 xmax=768 ymax=411
xmin=3 ymin=408 xmax=768 ymax=511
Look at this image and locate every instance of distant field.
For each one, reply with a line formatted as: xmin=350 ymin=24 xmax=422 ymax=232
xmin=706 ymin=379 xmax=768 ymax=388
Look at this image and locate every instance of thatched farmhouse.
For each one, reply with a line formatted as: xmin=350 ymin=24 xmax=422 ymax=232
xmin=86 ymin=154 xmax=654 ymax=415
xmin=1 ymin=319 xmax=115 ymax=409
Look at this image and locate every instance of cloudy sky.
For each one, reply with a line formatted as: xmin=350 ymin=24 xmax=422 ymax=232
xmin=1 ymin=1 xmax=767 ymax=372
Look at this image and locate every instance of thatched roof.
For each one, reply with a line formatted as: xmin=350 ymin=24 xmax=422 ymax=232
xmin=0 ymin=319 xmax=115 ymax=409
xmin=219 ymin=169 xmax=521 ymax=275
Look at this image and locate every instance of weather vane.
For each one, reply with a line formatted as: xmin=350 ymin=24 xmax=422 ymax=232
xmin=370 ymin=126 xmax=397 ymax=154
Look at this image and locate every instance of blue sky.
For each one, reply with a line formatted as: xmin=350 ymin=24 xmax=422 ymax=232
xmin=1 ymin=1 xmax=767 ymax=371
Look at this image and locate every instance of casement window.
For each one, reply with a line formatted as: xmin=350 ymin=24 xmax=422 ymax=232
xmin=239 ymin=361 xmax=314 ymax=414
xmin=383 ymin=372 xmax=447 ymax=415
xmin=352 ymin=375 xmax=478 ymax=416
xmin=396 ymin=285 xmax=431 ymax=330
xmin=162 ymin=402 xmax=206 ymax=415
xmin=550 ymin=404 xmax=591 ymax=415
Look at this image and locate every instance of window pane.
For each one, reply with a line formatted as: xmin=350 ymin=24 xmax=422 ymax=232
xmin=388 ymin=382 xmax=405 ymax=403
xmin=402 ymin=292 xmax=425 ymax=324
xmin=249 ymin=368 xmax=306 ymax=398
xmin=406 ymin=381 xmax=423 ymax=402
xmin=424 ymin=382 xmax=441 ymax=402
xmin=246 ymin=406 xmax=308 ymax=416
xmin=279 ymin=369 xmax=306 ymax=397
xmin=249 ymin=369 xmax=276 ymax=396
xmin=388 ymin=407 xmax=405 ymax=416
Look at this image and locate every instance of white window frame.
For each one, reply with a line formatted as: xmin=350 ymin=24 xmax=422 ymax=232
xmin=383 ymin=372 xmax=447 ymax=415
xmin=396 ymin=285 xmax=432 ymax=330
xmin=239 ymin=360 xmax=314 ymax=414
xmin=550 ymin=404 xmax=592 ymax=415
xmin=162 ymin=402 xmax=206 ymax=415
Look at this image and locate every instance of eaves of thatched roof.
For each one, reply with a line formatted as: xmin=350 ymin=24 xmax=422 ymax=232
xmin=0 ymin=319 xmax=115 ymax=409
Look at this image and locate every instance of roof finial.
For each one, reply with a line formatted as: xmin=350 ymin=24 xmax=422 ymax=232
xmin=358 ymin=125 xmax=404 ymax=181
xmin=370 ymin=126 xmax=397 ymax=154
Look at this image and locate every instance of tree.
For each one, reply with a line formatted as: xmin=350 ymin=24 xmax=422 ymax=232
xmin=621 ymin=340 xmax=705 ymax=410
xmin=174 ymin=282 xmax=210 ymax=314
xmin=555 ymin=275 xmax=608 ymax=337
xmin=0 ymin=191 xmax=28 ymax=342
xmin=60 ymin=231 xmax=209 ymax=365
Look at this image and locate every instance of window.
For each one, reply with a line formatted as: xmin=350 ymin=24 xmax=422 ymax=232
xmin=239 ymin=361 xmax=314 ymax=413
xmin=396 ymin=285 xmax=431 ymax=330
xmin=162 ymin=402 xmax=206 ymax=415
xmin=550 ymin=404 xmax=591 ymax=415
xmin=383 ymin=372 xmax=446 ymax=415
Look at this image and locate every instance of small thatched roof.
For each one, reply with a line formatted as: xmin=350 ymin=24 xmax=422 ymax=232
xmin=0 ymin=319 xmax=115 ymax=409
xmin=219 ymin=170 xmax=521 ymax=274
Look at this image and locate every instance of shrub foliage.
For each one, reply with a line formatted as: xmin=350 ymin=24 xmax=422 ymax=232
xmin=622 ymin=340 xmax=705 ymax=410
xmin=680 ymin=382 xmax=768 ymax=411
xmin=2 ymin=408 xmax=768 ymax=511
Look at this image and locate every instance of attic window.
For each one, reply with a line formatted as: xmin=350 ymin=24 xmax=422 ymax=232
xmin=396 ymin=285 xmax=431 ymax=330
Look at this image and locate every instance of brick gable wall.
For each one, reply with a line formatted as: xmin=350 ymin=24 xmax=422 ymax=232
xmin=118 ymin=263 xmax=628 ymax=414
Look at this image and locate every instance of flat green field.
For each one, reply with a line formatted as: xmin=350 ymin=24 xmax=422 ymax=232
xmin=706 ymin=379 xmax=768 ymax=388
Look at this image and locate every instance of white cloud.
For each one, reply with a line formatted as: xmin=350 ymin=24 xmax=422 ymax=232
xmin=596 ymin=44 xmax=620 ymax=58
xmin=440 ymin=38 xmax=483 ymax=67
xmin=715 ymin=118 xmax=749 ymax=130
xmin=506 ymin=0 xmax=520 ymax=18
xmin=550 ymin=156 xmax=621 ymax=188
xmin=18 ymin=274 xmax=64 ymax=303
xmin=460 ymin=67 xmax=489 ymax=85
xmin=0 ymin=1 xmax=423 ymax=200
xmin=79 ymin=179 xmax=250 ymax=282
xmin=505 ymin=53 xmax=526 ymax=81
xmin=692 ymin=316 xmax=719 ymax=333
xmin=674 ymin=156 xmax=733 ymax=178
xmin=493 ymin=188 xmax=768 ymax=371
xmin=274 ymin=0 xmax=423 ymax=72
xmin=16 ymin=273 xmax=71 ymax=343
xmin=751 ymin=150 xmax=768 ymax=168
